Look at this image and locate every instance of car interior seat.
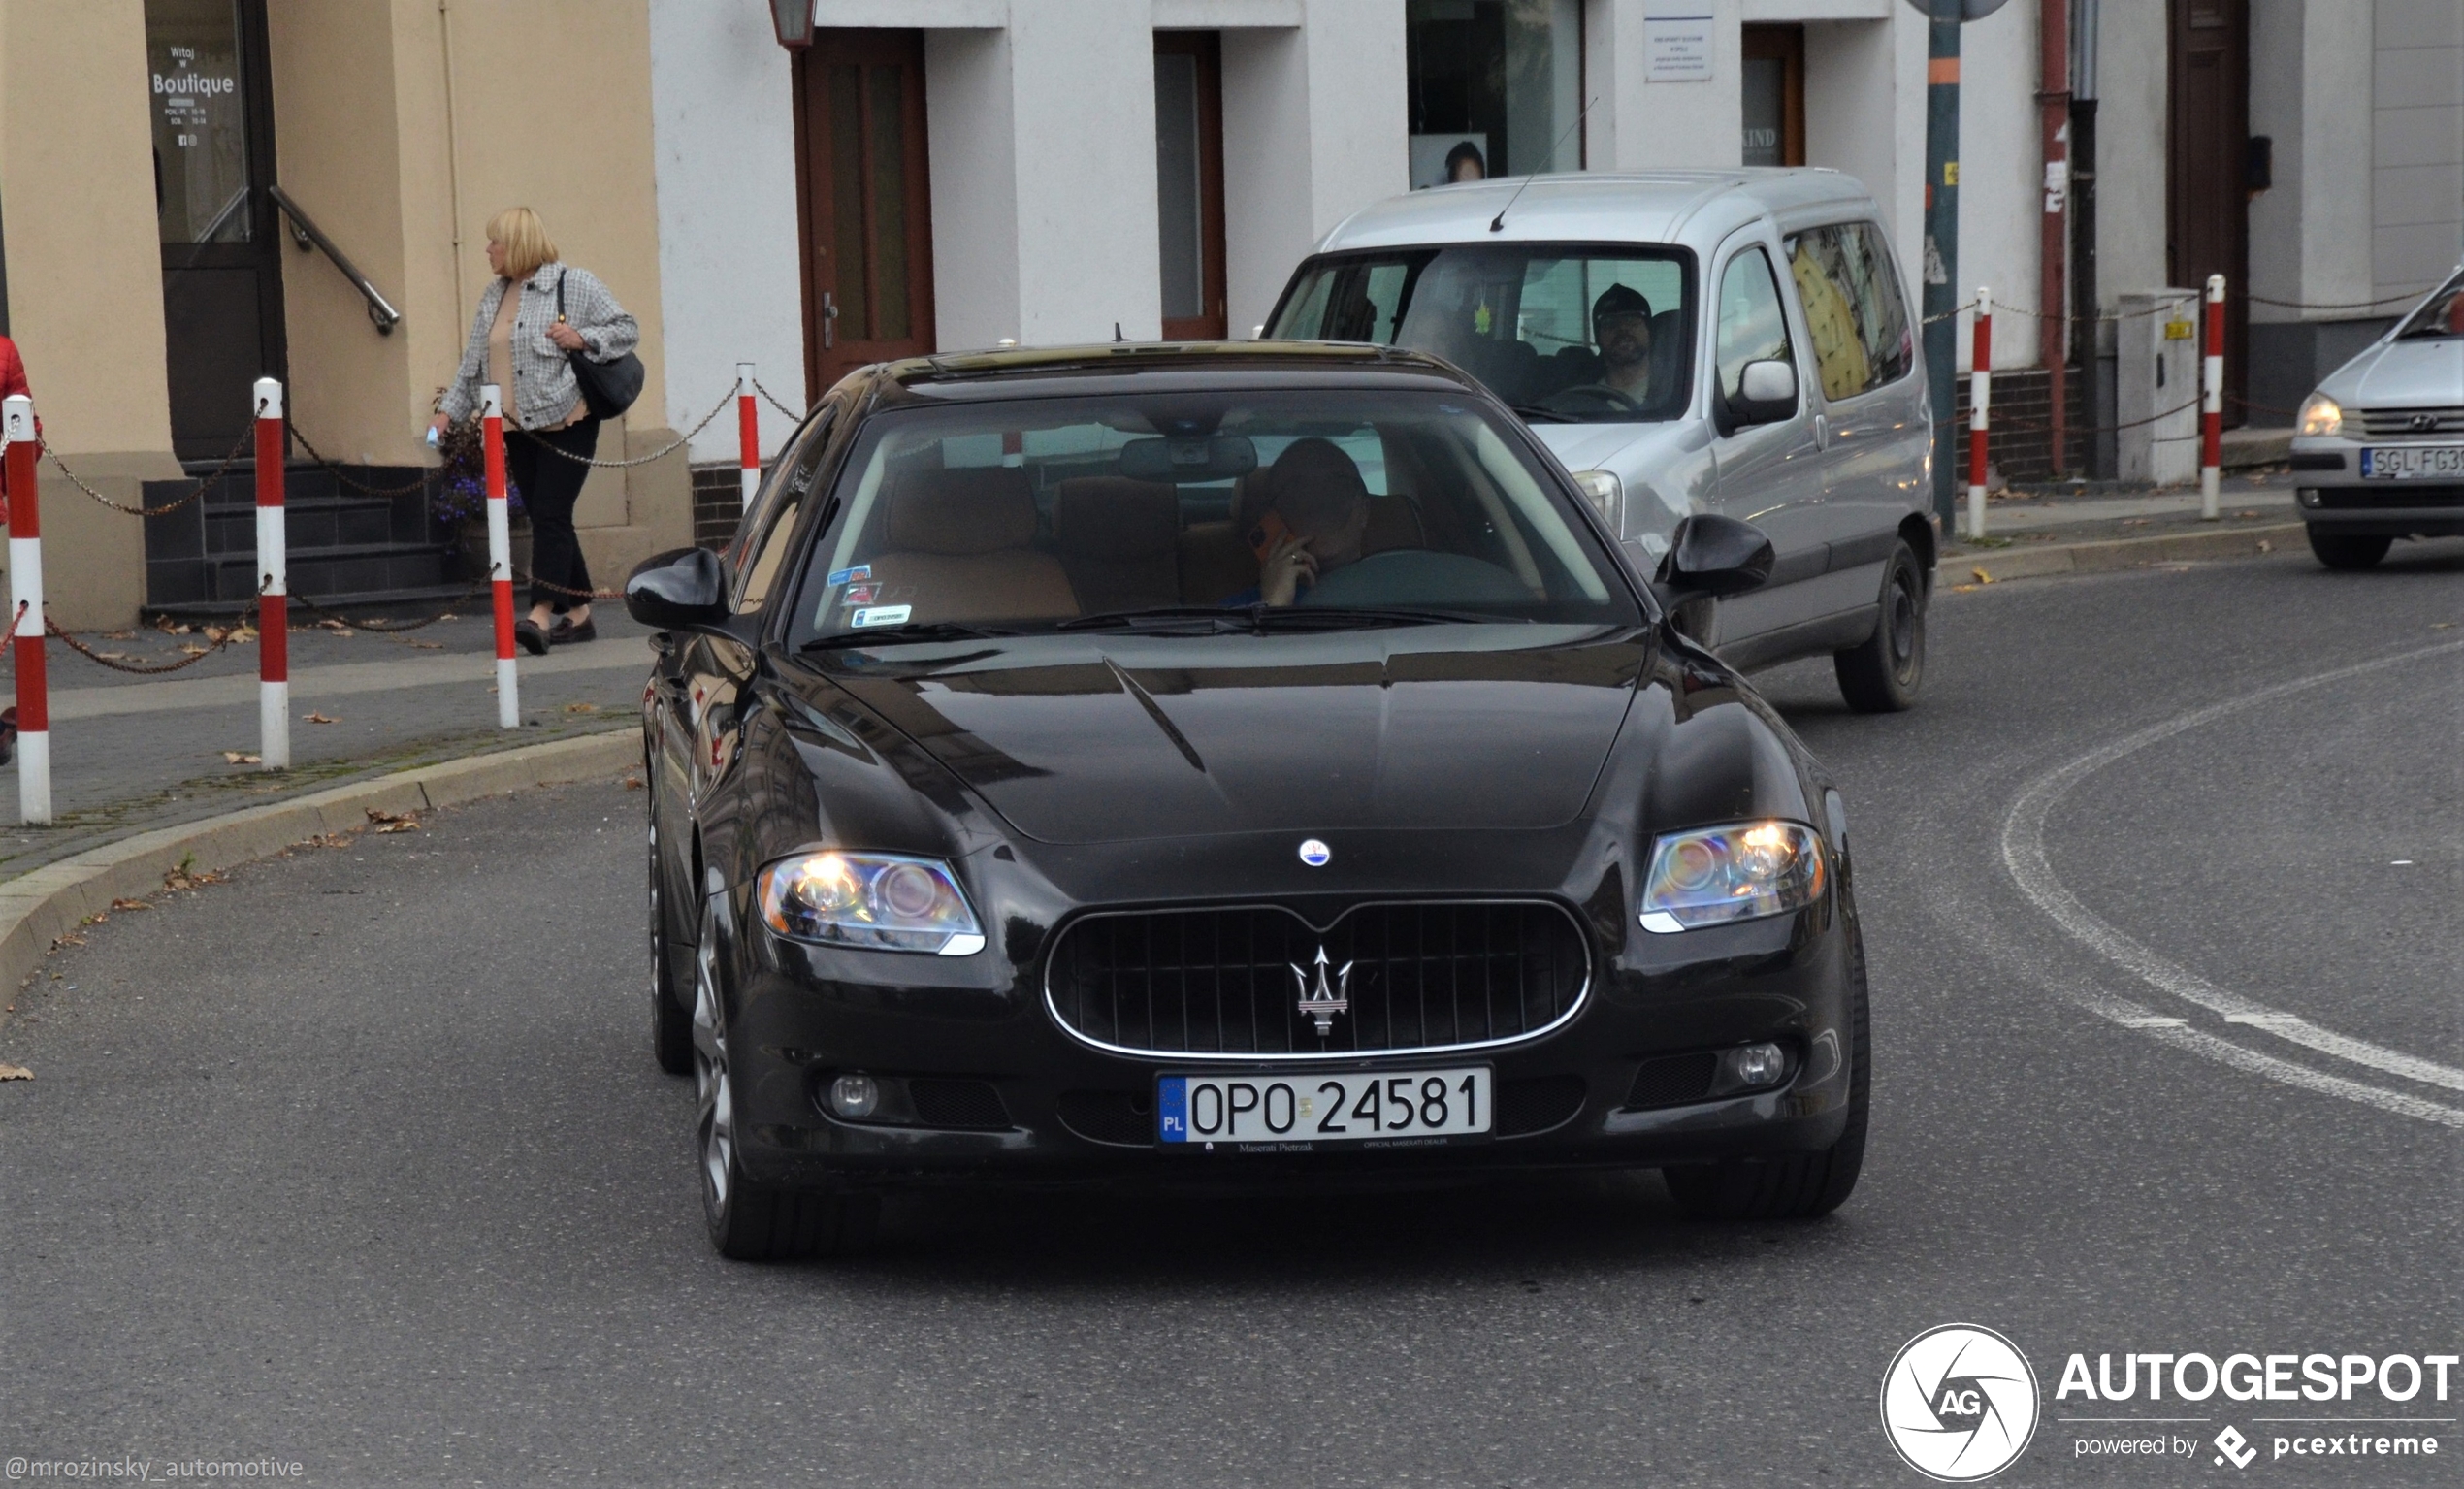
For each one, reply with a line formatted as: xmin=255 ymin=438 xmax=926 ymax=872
xmin=1053 ymin=477 xmax=1180 ymax=615
xmin=863 ymin=466 xmax=1080 ymax=623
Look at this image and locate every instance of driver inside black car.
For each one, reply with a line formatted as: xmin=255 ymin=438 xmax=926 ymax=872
xmin=1226 ymin=437 xmax=1373 ymax=607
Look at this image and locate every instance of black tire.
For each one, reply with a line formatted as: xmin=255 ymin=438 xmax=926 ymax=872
xmin=2306 ymin=528 xmax=2391 ymax=571
xmin=649 ymin=810 xmax=692 ymax=1077
xmin=691 ymin=919 xmax=879 ymax=1262
xmin=1833 ymin=541 xmax=1926 ymax=713
xmin=1663 ymin=931 xmax=1870 ymax=1222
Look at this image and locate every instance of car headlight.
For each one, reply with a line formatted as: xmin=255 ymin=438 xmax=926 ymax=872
xmin=2297 ymin=392 xmax=2343 ymax=438
xmin=1570 ymin=469 xmax=1624 ymax=531
xmin=1638 ymin=821 xmax=1826 ymax=932
xmin=757 ymin=851 xmax=987 ymax=955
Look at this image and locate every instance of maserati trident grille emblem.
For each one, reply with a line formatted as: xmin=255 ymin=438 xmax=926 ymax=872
xmin=1290 ymin=946 xmax=1353 ymax=1036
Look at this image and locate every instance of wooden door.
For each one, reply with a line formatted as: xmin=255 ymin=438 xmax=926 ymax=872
xmin=1739 ymin=26 xmax=1805 ymax=168
xmin=794 ymin=30 xmax=934 ymax=399
xmin=148 ymin=0 xmax=287 ymax=462
xmin=1154 ymin=32 xmax=1226 ymax=340
xmin=2168 ymin=0 xmax=2248 ymax=423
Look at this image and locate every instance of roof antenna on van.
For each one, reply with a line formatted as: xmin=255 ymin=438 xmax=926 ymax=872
xmin=1114 ymin=321 xmax=1126 ymax=342
xmin=1490 ymin=95 xmax=1599 ymax=233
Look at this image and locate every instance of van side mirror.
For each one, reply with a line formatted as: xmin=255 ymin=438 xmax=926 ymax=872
xmin=1652 ymin=514 xmax=1774 ymax=606
xmin=1719 ymin=359 xmax=1799 ymax=433
xmin=625 ymin=546 xmax=729 ymax=631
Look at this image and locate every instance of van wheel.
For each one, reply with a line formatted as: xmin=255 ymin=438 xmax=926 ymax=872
xmin=2306 ymin=528 xmax=2390 ymax=570
xmin=1833 ymin=542 xmax=1926 ymax=713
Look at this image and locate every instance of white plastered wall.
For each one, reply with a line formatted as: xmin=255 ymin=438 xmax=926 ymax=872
xmin=648 ymin=0 xmax=801 ymax=457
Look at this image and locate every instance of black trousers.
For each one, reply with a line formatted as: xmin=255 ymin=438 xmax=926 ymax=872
xmin=506 ymin=417 xmax=601 ymax=612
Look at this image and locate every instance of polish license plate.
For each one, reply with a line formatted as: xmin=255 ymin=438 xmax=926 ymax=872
xmin=2360 ymin=446 xmax=2464 ymax=479
xmin=1157 ymin=1066 xmax=1492 ymax=1148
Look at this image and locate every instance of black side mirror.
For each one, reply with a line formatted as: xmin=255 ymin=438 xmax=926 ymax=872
xmin=625 ymin=546 xmax=729 ymax=631
xmin=1653 ymin=514 xmax=1774 ymax=607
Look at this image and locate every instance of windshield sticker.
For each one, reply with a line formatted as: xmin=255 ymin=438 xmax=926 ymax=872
xmin=840 ymin=583 xmax=879 ymax=606
xmin=850 ymin=604 xmax=912 ymax=629
xmin=827 ymin=565 xmax=872 ymax=587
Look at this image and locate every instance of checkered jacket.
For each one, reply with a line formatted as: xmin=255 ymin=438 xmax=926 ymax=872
xmin=438 ymin=262 xmax=639 ymax=430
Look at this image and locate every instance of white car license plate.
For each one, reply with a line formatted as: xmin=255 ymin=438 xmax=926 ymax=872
xmin=1157 ymin=1066 xmax=1493 ymax=1148
xmin=2360 ymin=446 xmax=2464 ymax=479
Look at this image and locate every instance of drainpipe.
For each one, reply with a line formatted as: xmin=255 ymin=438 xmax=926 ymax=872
xmin=2039 ymin=0 xmax=2069 ymax=477
xmin=2070 ymin=0 xmax=2104 ymax=478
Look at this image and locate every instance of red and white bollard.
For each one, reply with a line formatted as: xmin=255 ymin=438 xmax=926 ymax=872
xmin=1967 ymin=287 xmax=1992 ymax=540
xmin=483 ymin=384 xmax=518 ymax=728
xmin=736 ymin=362 xmax=761 ymax=510
xmin=255 ymin=377 xmax=289 ymax=770
xmin=5 ymin=395 xmax=47 ymax=825
xmin=2200 ymin=273 xmax=2224 ymax=520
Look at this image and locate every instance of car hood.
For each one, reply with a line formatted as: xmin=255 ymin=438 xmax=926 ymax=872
xmin=819 ymin=626 xmax=1649 ymax=845
xmin=2324 ymin=336 xmax=2464 ymax=408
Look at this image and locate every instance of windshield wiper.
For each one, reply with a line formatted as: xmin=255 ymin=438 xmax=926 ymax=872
xmin=1055 ymin=606 xmax=1255 ymax=633
xmin=798 ymin=621 xmax=1018 ymax=650
xmin=1254 ymin=605 xmax=1511 ymax=630
xmin=1509 ymin=403 xmax=1580 ymax=423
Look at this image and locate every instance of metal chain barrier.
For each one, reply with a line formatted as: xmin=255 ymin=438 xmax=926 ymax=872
xmin=755 ymin=377 xmax=806 ymax=421
xmin=1940 ymin=393 xmax=2204 ymax=438
xmin=49 ymin=592 xmax=263 ymax=676
xmin=284 ymin=423 xmax=433 ymax=497
xmin=2248 ymin=289 xmax=2435 ymax=311
xmin=516 ymin=569 xmax=627 ymax=601
xmin=2229 ymin=393 xmax=2307 ymax=419
xmin=285 ymin=575 xmax=488 ymax=634
xmin=518 ymin=387 xmax=736 ymax=469
xmin=42 ymin=425 xmax=254 ymax=519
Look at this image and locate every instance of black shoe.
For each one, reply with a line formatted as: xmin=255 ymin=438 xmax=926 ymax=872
xmin=548 ymin=616 xmax=598 ymax=645
xmin=513 ymin=618 xmax=549 ymax=656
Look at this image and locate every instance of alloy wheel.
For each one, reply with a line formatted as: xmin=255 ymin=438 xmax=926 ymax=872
xmin=692 ymin=936 xmax=733 ymax=1211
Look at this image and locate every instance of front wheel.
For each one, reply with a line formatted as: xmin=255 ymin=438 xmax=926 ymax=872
xmin=692 ymin=916 xmax=878 ymax=1262
xmin=1833 ymin=541 xmax=1927 ymax=713
xmin=2305 ymin=528 xmax=2390 ymax=570
xmin=1663 ymin=931 xmax=1870 ymax=1222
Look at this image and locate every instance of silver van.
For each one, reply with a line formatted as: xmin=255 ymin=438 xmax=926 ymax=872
xmin=1266 ymin=169 xmax=1936 ymax=711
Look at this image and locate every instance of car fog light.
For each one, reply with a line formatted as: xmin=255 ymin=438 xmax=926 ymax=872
xmin=1712 ymin=1042 xmax=1789 ymax=1094
xmin=828 ymin=1073 xmax=880 ymax=1118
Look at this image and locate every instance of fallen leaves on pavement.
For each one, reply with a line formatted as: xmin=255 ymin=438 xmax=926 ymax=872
xmin=622 ymin=775 xmax=644 ymax=791
xmin=1970 ymin=567 xmax=1994 ymax=585
xmin=410 ymin=641 xmax=443 ymax=650
xmin=102 ymin=630 xmax=136 ymax=641
xmin=153 ymin=619 xmax=193 ymax=635
xmin=0 ymin=1064 xmax=31 ymax=1082
xmin=163 ymin=863 xmax=226 ymax=892
xmin=317 ymin=618 xmax=350 ymax=632
xmin=563 ymin=702 xmax=599 ymax=714
xmin=222 ymin=751 xmax=260 ymax=765
xmin=109 ymin=898 xmax=150 ymax=912
xmin=303 ymin=712 xmax=340 ymax=724
xmin=366 ymin=809 xmax=422 ymax=833
xmin=178 ymin=644 xmax=211 ymax=657
xmin=2255 ymin=539 xmax=2273 ymax=554
xmin=49 ymin=933 xmax=85 ymax=950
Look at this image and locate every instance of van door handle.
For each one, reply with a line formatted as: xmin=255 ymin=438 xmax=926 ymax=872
xmin=1813 ymin=413 xmax=1830 ymax=447
xmin=822 ymin=292 xmax=839 ymax=350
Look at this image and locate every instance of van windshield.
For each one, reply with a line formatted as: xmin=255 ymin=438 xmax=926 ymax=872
xmin=1268 ymin=246 xmax=1695 ymax=423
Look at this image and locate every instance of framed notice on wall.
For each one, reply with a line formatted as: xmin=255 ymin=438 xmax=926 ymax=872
xmin=1645 ymin=12 xmax=1713 ymax=81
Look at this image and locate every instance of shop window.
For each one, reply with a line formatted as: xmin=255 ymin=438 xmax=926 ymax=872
xmin=1406 ymin=0 xmax=1582 ymax=187
xmin=1740 ymin=25 xmax=1804 ymax=168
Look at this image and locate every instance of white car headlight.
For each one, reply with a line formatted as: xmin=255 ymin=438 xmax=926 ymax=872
xmin=1638 ymin=821 xmax=1826 ymax=933
xmin=757 ymin=851 xmax=986 ymax=955
xmin=2297 ymin=392 xmax=2343 ymax=438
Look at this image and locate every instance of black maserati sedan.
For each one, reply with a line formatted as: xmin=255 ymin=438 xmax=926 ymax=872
xmin=627 ymin=341 xmax=1871 ymax=1261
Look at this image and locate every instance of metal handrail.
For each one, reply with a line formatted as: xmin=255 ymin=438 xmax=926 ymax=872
xmin=268 ymin=183 xmax=402 ymax=335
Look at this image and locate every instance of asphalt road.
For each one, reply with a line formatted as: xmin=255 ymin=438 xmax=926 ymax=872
xmin=2 ymin=539 xmax=2458 ymax=1487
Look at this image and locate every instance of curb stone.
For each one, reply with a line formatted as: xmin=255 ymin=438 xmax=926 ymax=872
xmin=0 ymin=728 xmax=636 ymax=1025
xmin=1946 ymin=522 xmax=2304 ymax=583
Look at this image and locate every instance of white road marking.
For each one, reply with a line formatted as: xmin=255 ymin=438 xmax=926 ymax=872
xmin=1999 ymin=639 xmax=2464 ymax=1120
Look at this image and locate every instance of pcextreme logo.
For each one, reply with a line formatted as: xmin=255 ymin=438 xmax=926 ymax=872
xmin=1880 ymin=1324 xmax=2042 ymax=1481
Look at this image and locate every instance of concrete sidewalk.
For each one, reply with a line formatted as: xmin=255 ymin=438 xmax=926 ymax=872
xmin=0 ymin=608 xmax=657 ymax=878
xmin=1942 ymin=468 xmax=2309 ymax=578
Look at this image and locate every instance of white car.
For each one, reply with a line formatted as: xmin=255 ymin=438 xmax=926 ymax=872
xmin=2288 ymin=267 xmax=2464 ymax=569
xmin=1268 ymin=169 xmax=1936 ymax=712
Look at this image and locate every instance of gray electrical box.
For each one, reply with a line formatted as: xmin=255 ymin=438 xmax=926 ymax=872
xmin=2117 ymin=289 xmax=2200 ymax=486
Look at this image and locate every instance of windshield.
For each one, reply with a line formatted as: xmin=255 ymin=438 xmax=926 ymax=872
xmin=2392 ymin=274 xmax=2464 ymax=340
xmin=786 ymin=388 xmax=1642 ymax=644
xmin=1267 ymin=246 xmax=1695 ymax=423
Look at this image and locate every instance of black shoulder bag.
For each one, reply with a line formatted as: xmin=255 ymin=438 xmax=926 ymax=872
xmin=557 ymin=270 xmax=646 ymax=420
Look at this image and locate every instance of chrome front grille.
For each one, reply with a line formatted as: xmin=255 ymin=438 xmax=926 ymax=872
xmin=1043 ymin=901 xmax=1592 ymax=1060
xmin=2357 ymin=406 xmax=2464 ymax=438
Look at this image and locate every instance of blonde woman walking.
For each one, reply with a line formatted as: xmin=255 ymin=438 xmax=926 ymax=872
xmin=433 ymin=207 xmax=638 ymax=652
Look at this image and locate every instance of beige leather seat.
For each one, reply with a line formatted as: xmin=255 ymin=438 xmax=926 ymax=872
xmin=1053 ymin=477 xmax=1180 ymax=614
xmin=865 ymin=466 xmax=1079 ymax=624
